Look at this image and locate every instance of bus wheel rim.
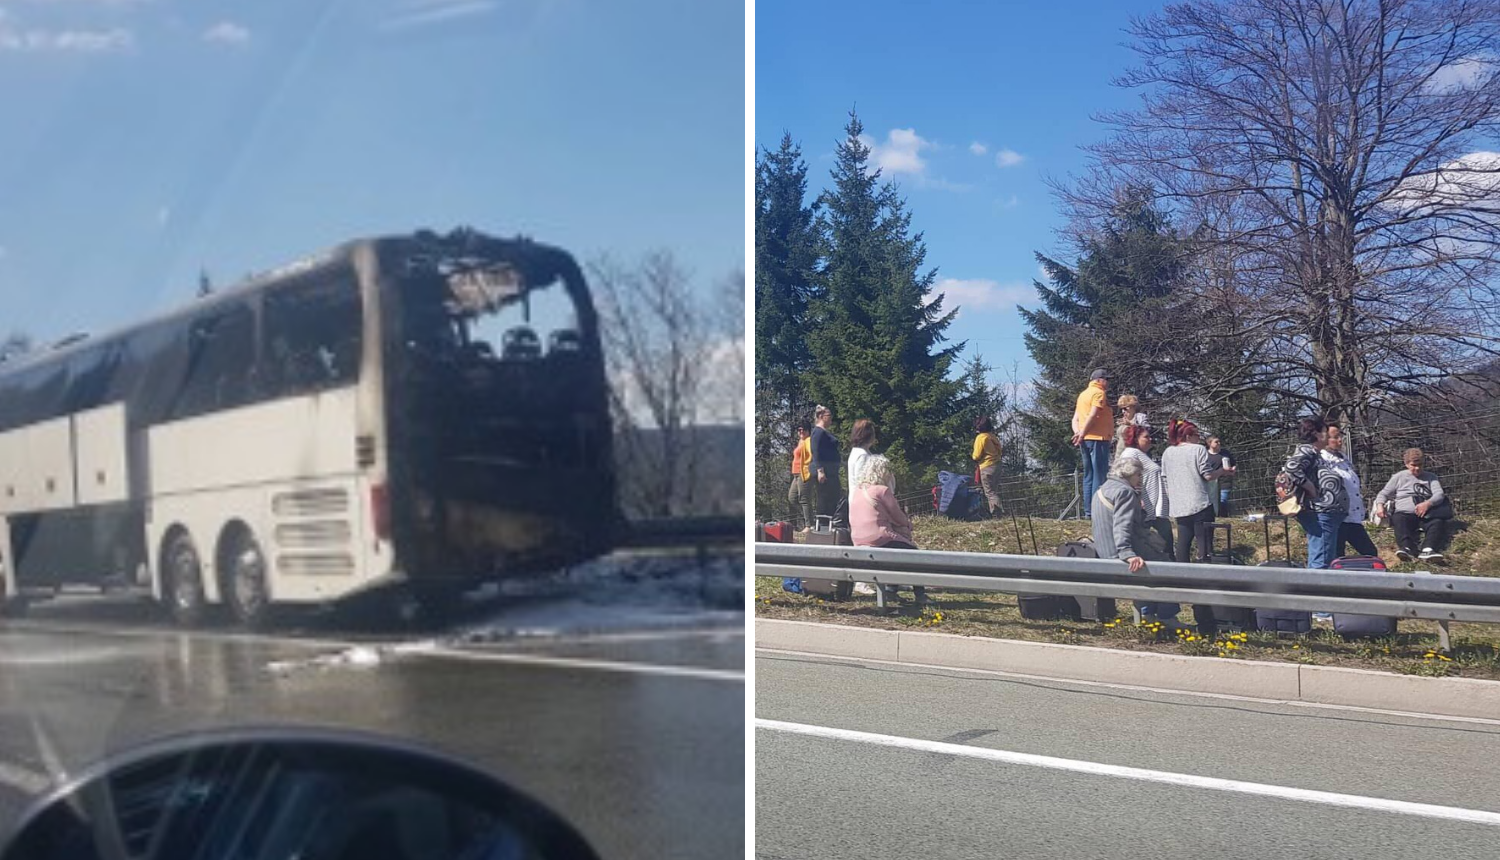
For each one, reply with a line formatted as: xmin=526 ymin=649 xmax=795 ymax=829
xmin=233 ymin=544 xmax=266 ymax=611
xmin=173 ymin=549 xmax=200 ymax=609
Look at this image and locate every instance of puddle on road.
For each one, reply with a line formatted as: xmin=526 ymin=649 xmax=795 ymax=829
xmin=267 ymin=553 xmax=745 ymax=676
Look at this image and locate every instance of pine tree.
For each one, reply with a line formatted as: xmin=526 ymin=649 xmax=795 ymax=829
xmin=806 ymin=111 xmax=966 ymax=485
xmin=1020 ymin=187 xmax=1199 ymax=468
xmin=754 ymin=134 xmax=821 ymax=445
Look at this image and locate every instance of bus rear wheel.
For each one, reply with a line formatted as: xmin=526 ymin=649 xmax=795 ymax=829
xmin=164 ymin=532 xmax=209 ymax=627
xmin=223 ymin=530 xmax=271 ymax=628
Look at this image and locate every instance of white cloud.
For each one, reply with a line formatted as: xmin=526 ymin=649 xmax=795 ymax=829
xmin=969 ymin=141 xmax=988 ymax=156
xmin=1426 ymin=55 xmax=1495 ymax=94
xmin=1001 ymin=194 xmax=1020 ymax=209
xmin=859 ymin=127 xmax=931 ymax=177
xmin=202 ymin=21 xmax=249 ymax=45
xmin=1388 ymin=151 xmax=1500 ymax=211
xmin=995 ymin=148 xmax=1025 ymax=168
xmin=156 ymin=206 xmax=170 ymax=226
xmin=0 ymin=25 xmax=132 ymax=52
xmin=382 ymin=0 xmax=498 ymax=30
xmin=929 ymin=278 xmax=1036 ymax=319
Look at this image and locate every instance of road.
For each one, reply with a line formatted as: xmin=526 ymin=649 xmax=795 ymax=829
xmin=756 ymin=649 xmax=1500 ymax=860
xmin=0 ymin=553 xmax=745 ymax=860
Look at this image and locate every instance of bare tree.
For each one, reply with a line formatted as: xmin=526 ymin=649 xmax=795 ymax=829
xmin=1065 ymin=0 xmax=1500 ymax=473
xmin=591 ymin=251 xmax=732 ymax=517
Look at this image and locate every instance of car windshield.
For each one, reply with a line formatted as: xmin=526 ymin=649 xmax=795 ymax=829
xmin=0 ymin=2 xmax=746 ymax=859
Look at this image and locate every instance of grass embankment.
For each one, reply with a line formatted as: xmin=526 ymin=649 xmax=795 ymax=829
xmin=755 ymin=512 xmax=1500 ymax=681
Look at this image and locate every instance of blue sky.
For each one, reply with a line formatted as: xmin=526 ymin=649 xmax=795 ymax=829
xmin=756 ymin=0 xmax=1167 ymax=391
xmin=0 ymin=0 xmax=743 ymax=342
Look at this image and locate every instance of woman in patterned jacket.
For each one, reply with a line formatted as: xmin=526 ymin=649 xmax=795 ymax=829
xmin=1277 ymin=417 xmax=1349 ymax=569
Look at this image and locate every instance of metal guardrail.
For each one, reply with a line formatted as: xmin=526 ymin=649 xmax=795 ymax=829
xmin=755 ymin=543 xmax=1500 ymax=650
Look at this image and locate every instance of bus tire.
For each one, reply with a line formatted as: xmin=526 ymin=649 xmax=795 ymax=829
xmin=163 ymin=531 xmax=209 ymax=627
xmin=222 ymin=529 xmax=271 ymax=628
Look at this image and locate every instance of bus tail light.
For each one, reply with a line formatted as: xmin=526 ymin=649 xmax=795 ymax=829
xmin=371 ymin=483 xmax=391 ymax=541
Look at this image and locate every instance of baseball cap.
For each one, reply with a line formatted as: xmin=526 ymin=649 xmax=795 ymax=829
xmin=1090 ymin=368 xmax=1109 ymax=381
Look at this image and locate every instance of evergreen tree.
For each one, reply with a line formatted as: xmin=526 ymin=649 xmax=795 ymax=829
xmin=806 ymin=111 xmax=966 ymax=485
xmin=755 ymin=134 xmax=820 ymax=411
xmin=754 ymin=133 xmax=821 ymax=495
xmin=1022 ymin=187 xmax=1276 ymax=469
xmin=1020 ymin=187 xmax=1200 ymax=468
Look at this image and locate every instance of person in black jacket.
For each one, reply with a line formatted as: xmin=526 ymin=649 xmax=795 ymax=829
xmin=809 ymin=405 xmax=842 ymax=519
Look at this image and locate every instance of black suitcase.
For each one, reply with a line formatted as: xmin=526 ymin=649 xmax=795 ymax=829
xmin=1018 ymin=595 xmax=1073 ymax=620
xmin=1331 ymin=555 xmax=1398 ymax=639
xmin=1198 ymin=522 xmax=1255 ymax=630
xmin=1054 ymin=541 xmax=1116 ymax=622
xmin=1254 ymin=559 xmax=1314 ymax=635
xmin=801 ymin=516 xmax=853 ymax=600
xmin=1261 ymin=515 xmax=1298 ymax=563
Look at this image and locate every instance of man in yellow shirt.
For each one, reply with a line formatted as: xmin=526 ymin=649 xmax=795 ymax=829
xmin=788 ymin=418 xmax=814 ymax=530
xmin=1071 ymin=369 xmax=1114 ymax=520
xmin=971 ymin=415 xmax=1003 ymax=515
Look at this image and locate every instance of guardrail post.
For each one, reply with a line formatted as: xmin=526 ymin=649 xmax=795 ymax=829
xmin=1438 ymin=619 xmax=1452 ymax=653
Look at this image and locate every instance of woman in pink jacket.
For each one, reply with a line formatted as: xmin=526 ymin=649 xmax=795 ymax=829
xmin=850 ymin=455 xmax=927 ymax=607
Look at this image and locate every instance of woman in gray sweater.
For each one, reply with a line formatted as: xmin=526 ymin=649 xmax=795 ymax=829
xmin=1092 ymin=456 xmax=1180 ymax=623
xmin=1373 ymin=448 xmax=1453 ymax=562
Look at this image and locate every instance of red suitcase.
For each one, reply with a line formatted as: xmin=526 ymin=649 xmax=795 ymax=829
xmin=761 ymin=521 xmax=793 ymax=543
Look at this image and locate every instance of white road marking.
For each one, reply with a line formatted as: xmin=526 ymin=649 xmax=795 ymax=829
xmin=758 ymin=719 xmax=1500 ymax=827
xmin=756 ymin=648 xmax=1500 ymax=728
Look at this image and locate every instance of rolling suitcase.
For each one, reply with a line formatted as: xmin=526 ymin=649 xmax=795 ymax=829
xmin=800 ymin=516 xmax=853 ymax=600
xmin=1198 ymin=522 xmax=1252 ymax=631
xmin=1018 ymin=540 xmax=1101 ymax=621
xmin=1254 ymin=559 xmax=1314 ymax=635
xmin=761 ymin=521 xmax=793 ymax=543
xmin=1055 ymin=541 xmax=1116 ymax=622
xmin=1331 ymin=555 xmax=1398 ymax=639
xmin=1261 ymin=514 xmax=1298 ymax=563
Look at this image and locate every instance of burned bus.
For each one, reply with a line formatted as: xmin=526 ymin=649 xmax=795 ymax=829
xmin=0 ymin=229 xmax=617 ymax=625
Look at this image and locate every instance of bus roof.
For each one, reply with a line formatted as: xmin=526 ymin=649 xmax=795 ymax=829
xmin=0 ymin=229 xmax=570 ymax=379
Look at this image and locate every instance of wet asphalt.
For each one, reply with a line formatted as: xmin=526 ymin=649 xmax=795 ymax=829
xmin=0 ymin=553 xmax=746 ymax=860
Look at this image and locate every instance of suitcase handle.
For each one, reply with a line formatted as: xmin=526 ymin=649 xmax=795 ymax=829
xmin=814 ymin=514 xmax=834 ymax=533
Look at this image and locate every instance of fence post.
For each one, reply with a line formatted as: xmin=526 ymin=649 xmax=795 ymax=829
xmin=1059 ymin=468 xmax=1080 ymax=521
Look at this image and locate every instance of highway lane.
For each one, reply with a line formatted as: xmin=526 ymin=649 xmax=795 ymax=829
xmin=0 ymin=562 xmax=745 ymax=860
xmin=756 ymin=649 xmax=1500 ymax=860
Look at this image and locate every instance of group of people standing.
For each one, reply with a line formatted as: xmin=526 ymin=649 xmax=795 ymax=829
xmin=784 ymin=374 xmax=1458 ymax=600
xmin=1074 ymin=370 xmax=1237 ymax=565
xmin=1278 ymin=418 xmax=1454 ymax=566
xmin=785 ymin=406 xmax=927 ymax=605
xmin=1080 ymin=377 xmax=1455 ymax=585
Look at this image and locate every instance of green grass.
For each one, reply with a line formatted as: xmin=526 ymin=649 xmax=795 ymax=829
xmin=755 ymin=511 xmax=1500 ymax=681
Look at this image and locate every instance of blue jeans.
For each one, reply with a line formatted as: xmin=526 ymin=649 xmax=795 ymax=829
xmin=1081 ymin=440 xmax=1110 ymax=518
xmin=1297 ymin=510 xmax=1345 ymax=569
